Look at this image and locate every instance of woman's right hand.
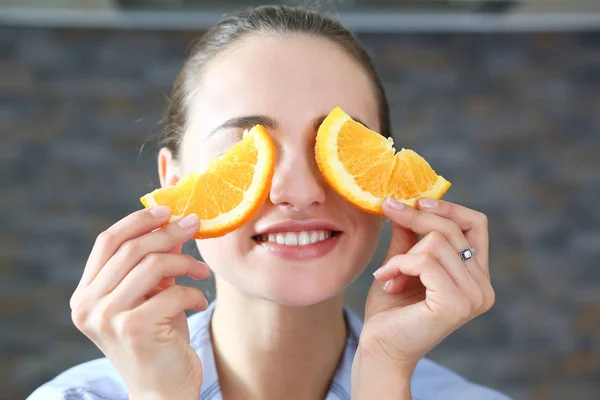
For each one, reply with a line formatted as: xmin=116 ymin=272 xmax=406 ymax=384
xmin=69 ymin=206 xmax=210 ymax=400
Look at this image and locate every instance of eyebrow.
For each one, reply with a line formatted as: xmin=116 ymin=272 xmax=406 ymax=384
xmin=310 ymin=115 xmax=371 ymax=131
xmin=209 ymin=112 xmax=371 ymax=137
xmin=209 ymin=115 xmax=278 ymax=137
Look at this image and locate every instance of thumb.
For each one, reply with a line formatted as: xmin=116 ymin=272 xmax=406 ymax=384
xmin=382 ymin=198 xmax=418 ymax=262
xmin=366 ymin=216 xmax=417 ymax=319
xmin=366 ymin=220 xmax=416 ymax=319
xmin=384 ymin=221 xmax=418 ymax=263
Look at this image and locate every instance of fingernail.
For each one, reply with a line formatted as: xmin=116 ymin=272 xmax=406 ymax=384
xmin=373 ymin=265 xmax=386 ymax=278
xmin=386 ymin=197 xmax=405 ymax=210
xmin=383 ymin=280 xmax=392 ymax=291
xmin=178 ymin=214 xmax=199 ymax=229
xmin=150 ymin=205 xmax=171 ymax=217
xmin=418 ymin=198 xmax=438 ymax=209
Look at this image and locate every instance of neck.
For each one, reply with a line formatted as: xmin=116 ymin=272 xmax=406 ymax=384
xmin=211 ymin=279 xmax=348 ymax=400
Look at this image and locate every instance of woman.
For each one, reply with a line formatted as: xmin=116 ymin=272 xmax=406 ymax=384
xmin=29 ymin=5 xmax=509 ymax=400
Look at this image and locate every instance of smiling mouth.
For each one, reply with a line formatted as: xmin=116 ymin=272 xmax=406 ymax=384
xmin=252 ymin=230 xmax=342 ymax=246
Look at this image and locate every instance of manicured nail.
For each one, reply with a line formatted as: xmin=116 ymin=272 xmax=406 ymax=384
xmin=386 ymin=197 xmax=405 ymax=210
xmin=418 ymin=198 xmax=438 ymax=209
xmin=178 ymin=213 xmax=199 ymax=229
xmin=373 ymin=264 xmax=386 ymax=278
xmin=383 ymin=280 xmax=392 ymax=291
xmin=150 ymin=205 xmax=171 ymax=217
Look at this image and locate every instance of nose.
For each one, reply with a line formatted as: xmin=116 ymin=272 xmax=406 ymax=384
xmin=269 ymin=145 xmax=327 ymax=212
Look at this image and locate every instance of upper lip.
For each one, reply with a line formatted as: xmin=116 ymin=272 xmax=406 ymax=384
xmin=254 ymin=220 xmax=342 ymax=236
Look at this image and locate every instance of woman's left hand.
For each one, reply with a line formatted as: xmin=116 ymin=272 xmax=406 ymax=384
xmin=354 ymin=197 xmax=495 ymax=393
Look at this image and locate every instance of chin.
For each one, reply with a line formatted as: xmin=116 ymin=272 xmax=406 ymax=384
xmin=250 ymin=280 xmax=347 ymax=308
xmin=239 ymin=257 xmax=361 ymax=307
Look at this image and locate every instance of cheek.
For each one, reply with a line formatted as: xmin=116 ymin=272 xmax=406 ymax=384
xmin=349 ymin=202 xmax=385 ymax=236
xmin=344 ymin=210 xmax=385 ymax=268
xmin=194 ymin=231 xmax=247 ymax=270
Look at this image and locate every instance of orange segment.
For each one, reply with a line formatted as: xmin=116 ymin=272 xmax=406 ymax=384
xmin=140 ymin=172 xmax=200 ymax=216
xmin=315 ymin=106 xmax=451 ymax=215
xmin=140 ymin=125 xmax=275 ymax=238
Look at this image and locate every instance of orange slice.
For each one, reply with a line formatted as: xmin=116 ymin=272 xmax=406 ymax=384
xmin=315 ymin=107 xmax=451 ymax=215
xmin=140 ymin=125 xmax=276 ymax=238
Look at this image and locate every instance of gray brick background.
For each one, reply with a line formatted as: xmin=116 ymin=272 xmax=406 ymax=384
xmin=1 ymin=28 xmax=599 ymax=400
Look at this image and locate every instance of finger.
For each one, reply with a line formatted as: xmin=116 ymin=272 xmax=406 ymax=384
xmin=374 ymin=255 xmax=405 ymax=281
xmin=167 ymin=243 xmax=184 ymax=255
xmin=389 ymin=254 xmax=464 ymax=310
xmin=87 ymin=214 xmax=200 ymax=299
xmin=136 ymin=285 xmax=208 ymax=321
xmin=383 ymin=198 xmax=471 ymax=253
xmin=133 ymin=277 xmax=177 ymax=303
xmin=377 ymin=233 xmax=475 ymax=286
xmin=149 ymin=243 xmax=184 ymax=292
xmin=381 ymin=274 xmax=409 ymax=294
xmin=145 ymin=245 xmax=184 ymax=295
xmin=417 ymin=198 xmax=489 ymax=277
xmin=372 ymin=254 xmax=410 ymax=293
xmin=156 ymin=277 xmax=176 ymax=290
xmin=385 ymin=223 xmax=419 ymax=263
xmin=374 ymin=253 xmax=460 ymax=295
xmin=79 ymin=206 xmax=172 ymax=288
xmin=105 ymin=253 xmax=210 ymax=311
xmin=409 ymin=232 xmax=485 ymax=305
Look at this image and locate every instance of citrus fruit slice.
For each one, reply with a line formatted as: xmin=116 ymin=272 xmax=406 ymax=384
xmin=140 ymin=125 xmax=276 ymax=238
xmin=315 ymin=106 xmax=451 ymax=215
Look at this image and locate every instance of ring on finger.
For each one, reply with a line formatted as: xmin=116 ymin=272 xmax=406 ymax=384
xmin=458 ymin=247 xmax=475 ymax=261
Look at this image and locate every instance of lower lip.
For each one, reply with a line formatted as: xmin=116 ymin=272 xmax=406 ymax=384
xmin=255 ymin=234 xmax=341 ymax=260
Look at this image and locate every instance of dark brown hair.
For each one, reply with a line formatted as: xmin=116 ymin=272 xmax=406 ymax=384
xmin=160 ymin=5 xmax=391 ymax=159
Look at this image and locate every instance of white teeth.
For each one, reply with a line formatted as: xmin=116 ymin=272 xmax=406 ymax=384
xmin=276 ymin=233 xmax=285 ymax=244
xmin=310 ymin=231 xmax=319 ymax=244
xmin=298 ymin=231 xmax=310 ymax=246
xmin=284 ymin=232 xmax=298 ymax=245
xmin=262 ymin=230 xmax=335 ymax=246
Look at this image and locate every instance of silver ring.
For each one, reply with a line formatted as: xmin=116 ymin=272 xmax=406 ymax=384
xmin=459 ymin=248 xmax=475 ymax=261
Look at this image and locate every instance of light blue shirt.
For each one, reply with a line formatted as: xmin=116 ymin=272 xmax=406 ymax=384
xmin=28 ymin=302 xmax=510 ymax=399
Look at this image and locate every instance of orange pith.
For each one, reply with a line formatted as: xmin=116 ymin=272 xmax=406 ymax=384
xmin=140 ymin=125 xmax=275 ymax=238
xmin=315 ymin=106 xmax=451 ymax=215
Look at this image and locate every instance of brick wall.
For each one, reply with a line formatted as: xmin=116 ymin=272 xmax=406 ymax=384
xmin=1 ymin=28 xmax=599 ymax=400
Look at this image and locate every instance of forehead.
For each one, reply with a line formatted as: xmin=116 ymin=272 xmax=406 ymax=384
xmin=185 ymin=33 xmax=379 ymax=139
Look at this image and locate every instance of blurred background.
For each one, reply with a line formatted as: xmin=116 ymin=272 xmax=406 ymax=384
xmin=1 ymin=0 xmax=599 ymax=399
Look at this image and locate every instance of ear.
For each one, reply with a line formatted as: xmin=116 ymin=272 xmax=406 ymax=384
xmin=158 ymin=147 xmax=180 ymax=188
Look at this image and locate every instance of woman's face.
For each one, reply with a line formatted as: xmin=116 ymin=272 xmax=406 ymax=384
xmin=173 ymin=34 xmax=384 ymax=306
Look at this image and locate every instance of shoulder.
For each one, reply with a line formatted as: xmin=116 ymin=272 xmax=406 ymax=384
xmin=26 ymin=358 xmax=128 ymax=400
xmin=412 ymin=358 xmax=512 ymax=400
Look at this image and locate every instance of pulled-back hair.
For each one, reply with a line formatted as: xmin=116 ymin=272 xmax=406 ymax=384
xmin=160 ymin=5 xmax=391 ymax=158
